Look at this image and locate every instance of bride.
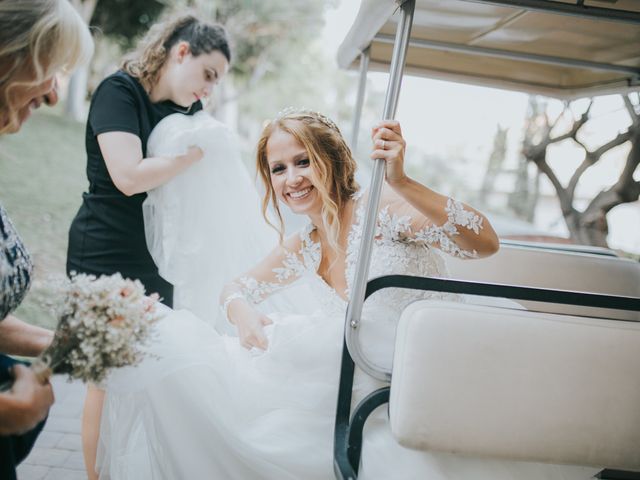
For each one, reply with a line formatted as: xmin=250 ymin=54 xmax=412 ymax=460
xmin=97 ymin=109 xmax=600 ymax=479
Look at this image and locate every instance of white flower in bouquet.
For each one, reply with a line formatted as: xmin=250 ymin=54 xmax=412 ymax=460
xmin=27 ymin=273 xmax=162 ymax=386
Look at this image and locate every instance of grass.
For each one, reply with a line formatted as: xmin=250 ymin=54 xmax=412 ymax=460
xmin=0 ymin=110 xmax=87 ymax=329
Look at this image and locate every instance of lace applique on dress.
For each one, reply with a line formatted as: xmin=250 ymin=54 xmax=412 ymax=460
xmin=234 ymin=276 xmax=283 ymax=305
xmin=376 ymin=206 xmax=412 ymax=244
xmin=412 ymin=198 xmax=483 ymax=259
xmin=225 ymin=223 xmax=320 ymax=308
xmin=342 ymin=194 xmax=452 ymax=335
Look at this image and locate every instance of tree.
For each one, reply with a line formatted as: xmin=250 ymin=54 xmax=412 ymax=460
xmin=479 ymin=125 xmax=507 ymax=205
xmin=173 ymin=0 xmax=335 ymax=129
xmin=65 ymin=0 xmax=99 ymax=120
xmin=91 ymin=0 xmax=165 ymax=47
xmin=65 ymin=0 xmax=165 ymax=120
xmin=508 ymin=97 xmax=542 ymax=222
xmin=522 ymin=94 xmax=640 ymax=247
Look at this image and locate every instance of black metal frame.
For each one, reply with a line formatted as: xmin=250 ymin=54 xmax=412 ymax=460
xmin=596 ymin=470 xmax=640 ymax=480
xmin=333 ymin=274 xmax=640 ymax=480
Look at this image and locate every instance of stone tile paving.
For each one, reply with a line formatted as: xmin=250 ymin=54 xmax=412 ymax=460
xmin=16 ymin=375 xmax=88 ymax=480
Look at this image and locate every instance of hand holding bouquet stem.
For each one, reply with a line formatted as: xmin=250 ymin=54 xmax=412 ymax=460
xmin=1 ymin=273 xmax=161 ymax=391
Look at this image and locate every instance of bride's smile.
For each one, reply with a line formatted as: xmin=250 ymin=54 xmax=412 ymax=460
xmin=287 ymin=186 xmax=313 ymax=200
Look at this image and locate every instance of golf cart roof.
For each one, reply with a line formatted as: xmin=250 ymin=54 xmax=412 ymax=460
xmin=337 ymin=0 xmax=640 ymax=99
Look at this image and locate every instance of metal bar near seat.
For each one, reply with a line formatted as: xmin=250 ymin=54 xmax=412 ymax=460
xmin=344 ymin=0 xmax=416 ymax=385
xmin=596 ymin=469 xmax=640 ymax=479
xmin=350 ymin=47 xmax=370 ymax=153
xmin=334 ymin=274 xmax=640 ymax=479
xmin=358 ymin=273 xmax=640 ymax=380
xmin=334 ymin=341 xmax=357 ymax=480
xmin=347 ymin=388 xmax=390 ymax=475
xmin=365 ymin=275 xmax=640 ymax=312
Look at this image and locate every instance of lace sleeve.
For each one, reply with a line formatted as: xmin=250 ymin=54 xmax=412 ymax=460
xmin=411 ymin=198 xmax=483 ymax=258
xmin=378 ymin=192 xmax=485 ymax=259
xmin=219 ymin=226 xmax=318 ymax=318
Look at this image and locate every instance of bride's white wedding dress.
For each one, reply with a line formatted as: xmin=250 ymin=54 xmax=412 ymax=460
xmin=96 ymin=113 xmax=601 ymax=479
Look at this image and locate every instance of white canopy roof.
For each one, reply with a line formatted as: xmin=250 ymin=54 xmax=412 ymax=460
xmin=337 ymin=0 xmax=640 ymax=98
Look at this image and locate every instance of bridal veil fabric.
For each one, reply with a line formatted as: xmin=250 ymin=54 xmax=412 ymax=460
xmin=143 ymin=111 xmax=279 ymax=324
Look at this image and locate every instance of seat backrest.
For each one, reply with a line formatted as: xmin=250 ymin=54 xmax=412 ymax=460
xmin=445 ymin=243 xmax=640 ymax=320
xmin=390 ymin=300 xmax=640 ymax=470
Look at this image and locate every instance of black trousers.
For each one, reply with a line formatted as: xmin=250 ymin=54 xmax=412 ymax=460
xmin=0 ymin=355 xmax=47 ymax=480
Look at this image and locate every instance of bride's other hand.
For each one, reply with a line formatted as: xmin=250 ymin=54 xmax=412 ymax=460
xmin=371 ymin=120 xmax=407 ymax=187
xmin=235 ymin=310 xmax=273 ymax=350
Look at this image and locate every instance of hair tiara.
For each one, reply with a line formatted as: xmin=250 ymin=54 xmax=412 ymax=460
xmin=274 ymin=107 xmax=340 ymax=133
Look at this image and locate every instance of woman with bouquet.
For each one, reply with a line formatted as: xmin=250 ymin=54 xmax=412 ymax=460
xmin=0 ymin=0 xmax=93 ymax=478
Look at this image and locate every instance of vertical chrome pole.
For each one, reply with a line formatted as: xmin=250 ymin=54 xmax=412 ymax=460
xmin=345 ymin=0 xmax=416 ymax=382
xmin=350 ymin=47 xmax=370 ymax=153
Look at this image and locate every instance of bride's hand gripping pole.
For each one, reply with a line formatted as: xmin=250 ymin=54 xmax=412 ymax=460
xmin=345 ymin=0 xmax=415 ymax=382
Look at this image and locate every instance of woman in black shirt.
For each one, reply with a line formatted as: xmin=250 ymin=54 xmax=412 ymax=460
xmin=66 ymin=14 xmax=231 ymax=479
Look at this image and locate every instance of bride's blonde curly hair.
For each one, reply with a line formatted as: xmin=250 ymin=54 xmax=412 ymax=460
xmin=256 ymin=110 xmax=359 ymax=251
xmin=121 ymin=13 xmax=230 ymax=92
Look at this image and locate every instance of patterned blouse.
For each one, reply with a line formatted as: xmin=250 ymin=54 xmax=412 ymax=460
xmin=0 ymin=203 xmax=33 ymax=321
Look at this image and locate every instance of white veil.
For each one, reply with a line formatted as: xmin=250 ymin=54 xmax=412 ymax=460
xmin=143 ymin=112 xmax=308 ymax=329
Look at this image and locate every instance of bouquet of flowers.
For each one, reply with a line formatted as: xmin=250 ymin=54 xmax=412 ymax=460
xmin=1 ymin=273 xmax=162 ymax=390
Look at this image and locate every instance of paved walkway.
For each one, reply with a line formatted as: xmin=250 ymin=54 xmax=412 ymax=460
xmin=17 ymin=376 xmax=88 ymax=480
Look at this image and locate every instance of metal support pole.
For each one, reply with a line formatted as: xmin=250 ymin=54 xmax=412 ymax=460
xmin=373 ymin=33 xmax=640 ymax=77
xmin=350 ymin=47 xmax=370 ymax=153
xmin=344 ymin=0 xmax=415 ymax=382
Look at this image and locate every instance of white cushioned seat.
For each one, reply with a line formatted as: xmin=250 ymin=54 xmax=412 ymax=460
xmin=390 ymin=300 xmax=640 ymax=470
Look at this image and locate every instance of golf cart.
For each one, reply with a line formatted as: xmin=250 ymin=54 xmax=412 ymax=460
xmin=333 ymin=1 xmax=640 ymax=479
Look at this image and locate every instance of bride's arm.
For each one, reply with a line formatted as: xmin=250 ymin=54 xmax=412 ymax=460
xmin=220 ymin=233 xmax=306 ymax=349
xmin=97 ymin=132 xmax=203 ymax=196
xmin=372 ymin=120 xmax=499 ymax=259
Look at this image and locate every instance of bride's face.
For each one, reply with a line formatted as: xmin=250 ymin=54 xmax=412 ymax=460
xmin=266 ymin=129 xmax=322 ymax=216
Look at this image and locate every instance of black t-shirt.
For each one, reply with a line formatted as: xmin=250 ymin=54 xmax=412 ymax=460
xmin=86 ymin=70 xmax=202 ymax=194
xmin=67 ymin=70 xmax=202 ymax=284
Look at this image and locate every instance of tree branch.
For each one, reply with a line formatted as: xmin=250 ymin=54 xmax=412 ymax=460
xmin=547 ymin=105 xmax=562 ymax=132
xmin=544 ymin=101 xmax=591 ymax=148
xmin=623 ymin=94 xmax=639 ymax=127
xmin=582 ymin=128 xmax=640 ymax=234
xmin=567 ymin=155 xmax=590 ymax=200
xmin=592 ymin=130 xmax=632 ymax=159
xmin=617 ymin=131 xmax=640 ymax=192
xmin=567 ymin=130 xmax=631 ymax=203
xmin=525 ymin=149 xmax=573 ymax=215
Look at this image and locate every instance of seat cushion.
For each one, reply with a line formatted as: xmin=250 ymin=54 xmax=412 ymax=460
xmin=390 ymin=300 xmax=640 ymax=470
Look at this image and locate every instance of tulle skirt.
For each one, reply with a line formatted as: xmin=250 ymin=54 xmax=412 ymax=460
xmin=97 ymin=306 xmax=600 ymax=479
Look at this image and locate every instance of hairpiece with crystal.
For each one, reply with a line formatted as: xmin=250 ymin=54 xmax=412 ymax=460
xmin=273 ymin=107 xmax=340 ymax=133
